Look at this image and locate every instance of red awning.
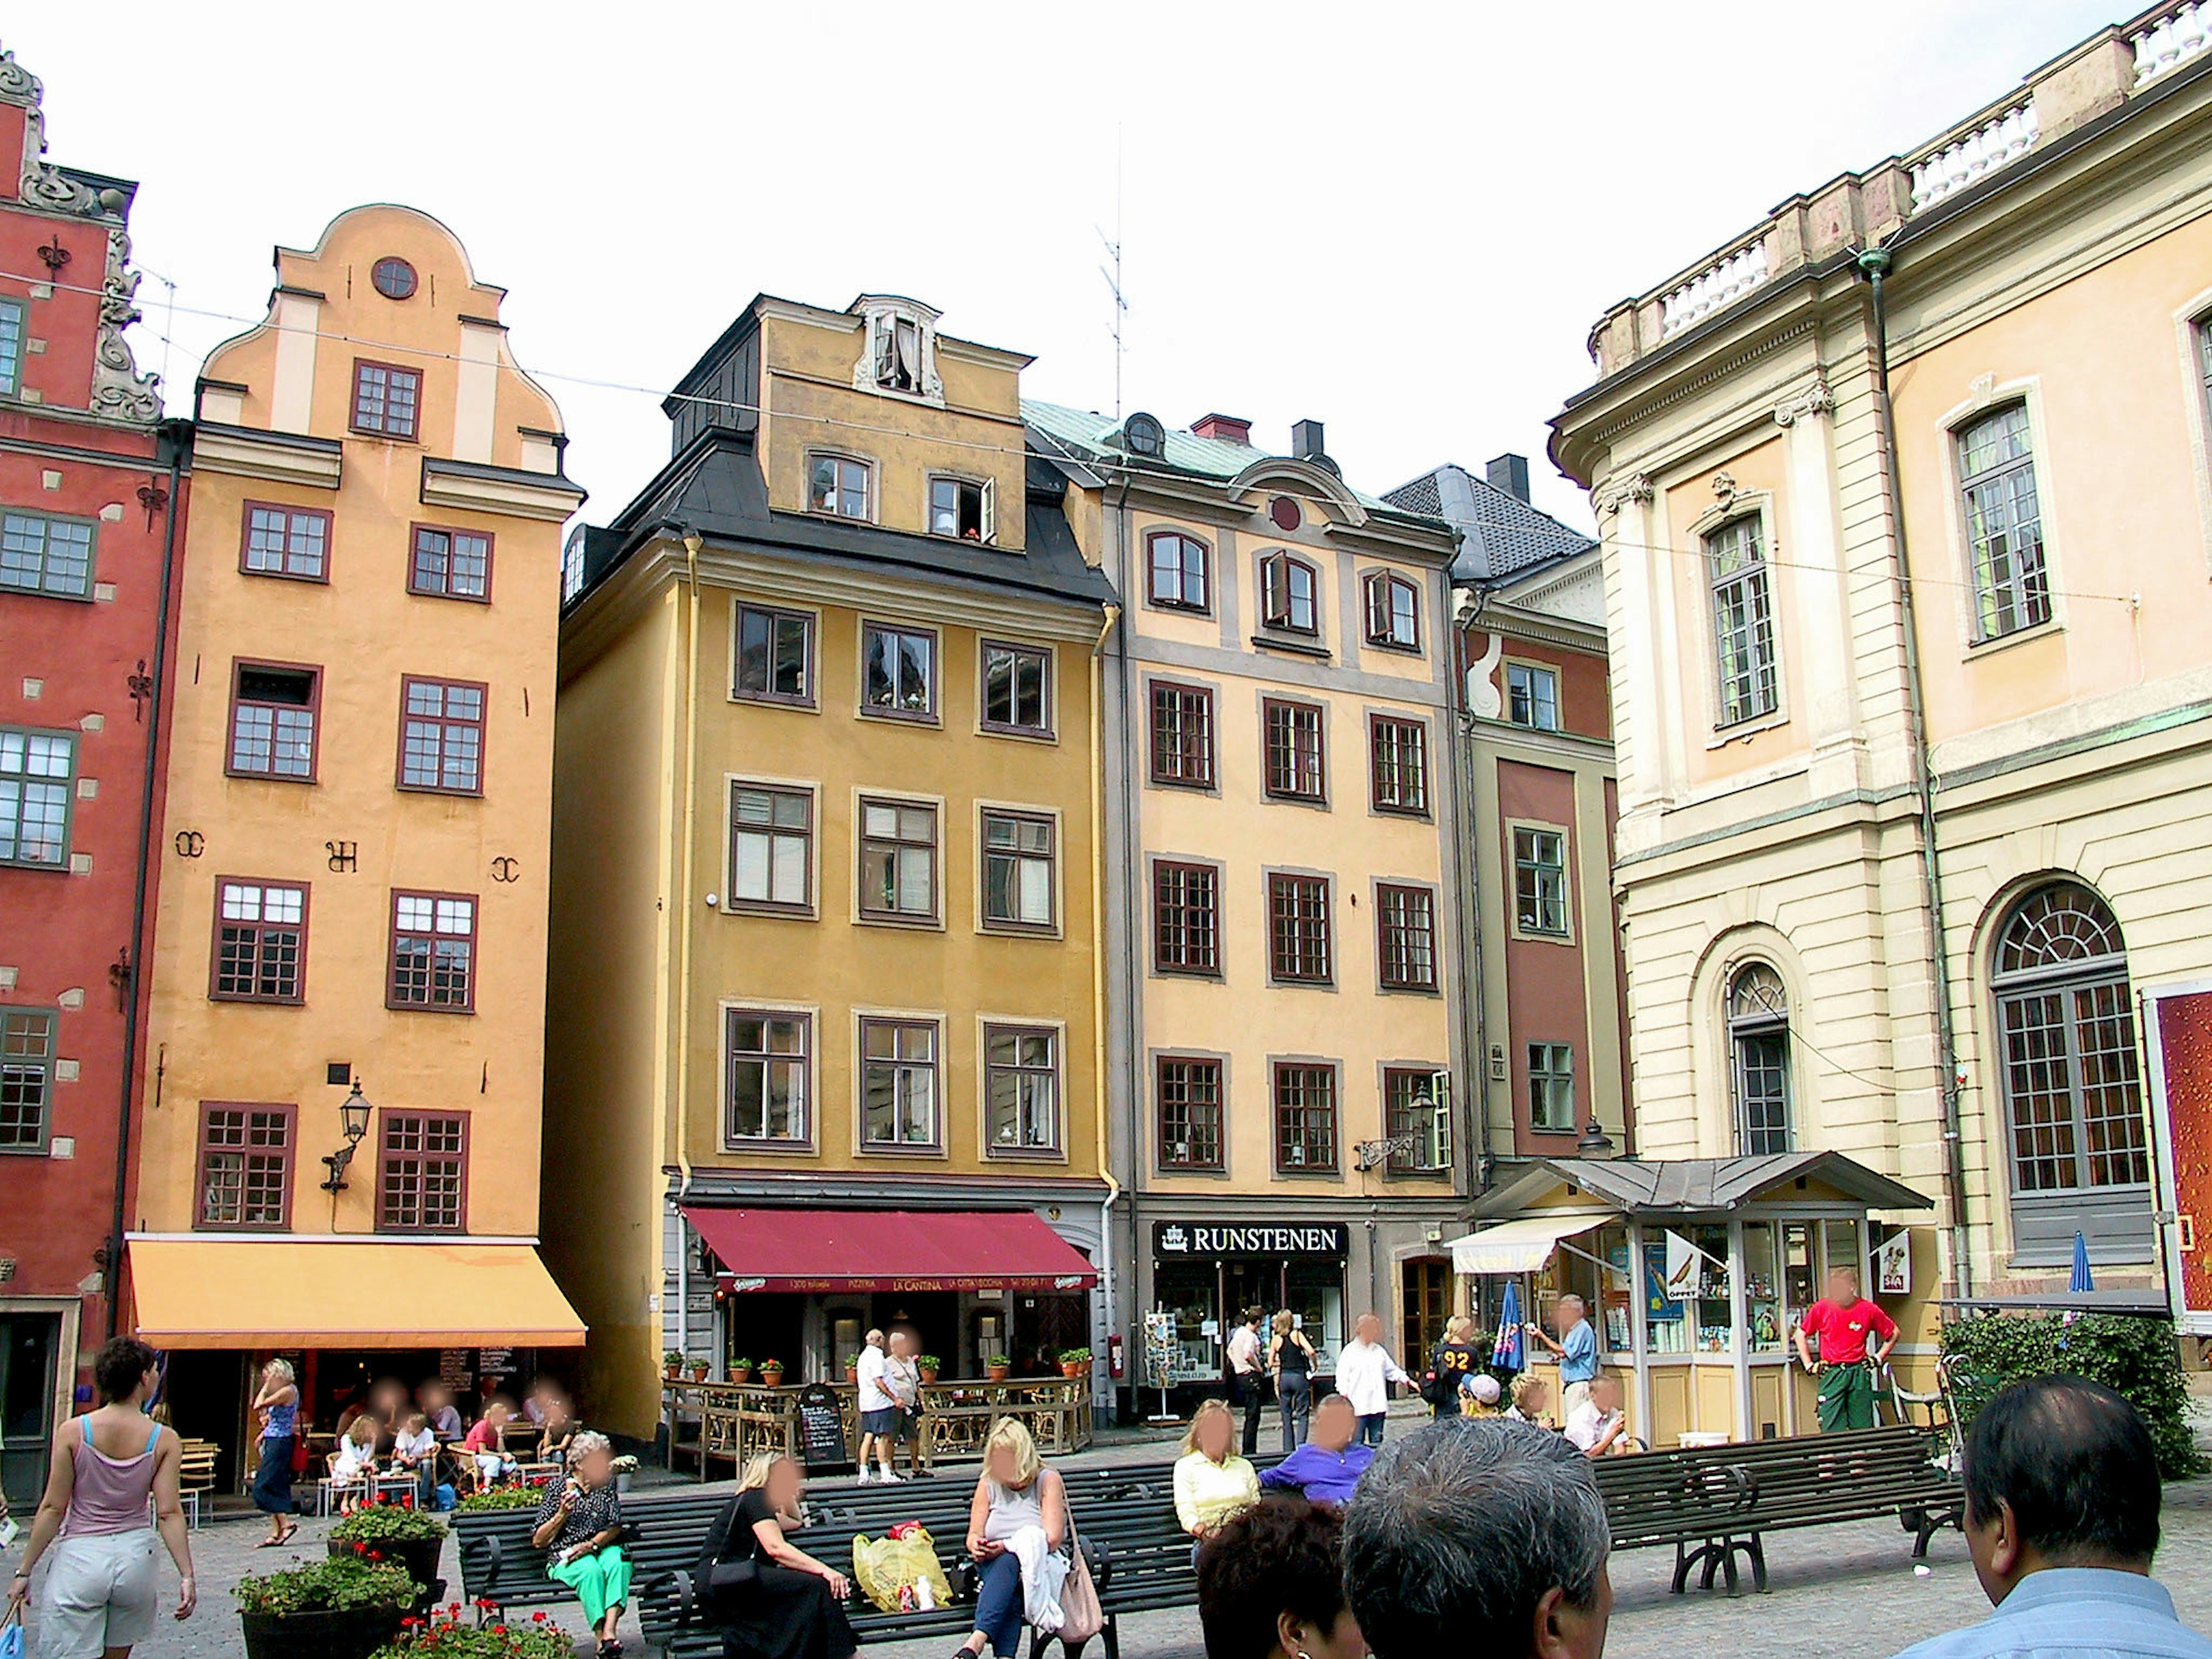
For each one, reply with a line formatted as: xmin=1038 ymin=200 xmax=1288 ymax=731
xmin=684 ymin=1206 xmax=1097 ymax=1294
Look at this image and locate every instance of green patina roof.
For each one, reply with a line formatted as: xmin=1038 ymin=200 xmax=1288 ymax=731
xmin=1022 ymin=399 xmax=1403 ymax=514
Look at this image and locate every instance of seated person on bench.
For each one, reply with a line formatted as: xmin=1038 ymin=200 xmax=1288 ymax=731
xmin=1259 ymin=1395 xmax=1374 ymax=1508
xmin=1562 ymin=1374 xmax=1630 ymax=1458
xmin=532 ymin=1432 xmax=632 ymax=1659
xmin=958 ymin=1419 xmax=1070 ymax=1659
xmin=698 ymin=1451 xmax=854 ymax=1659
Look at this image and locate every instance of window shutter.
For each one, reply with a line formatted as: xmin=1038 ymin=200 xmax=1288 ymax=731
xmin=980 ymin=478 xmax=997 ymax=545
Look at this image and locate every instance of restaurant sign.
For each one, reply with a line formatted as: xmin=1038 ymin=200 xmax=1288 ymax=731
xmin=1153 ymin=1222 xmax=1347 ymax=1258
xmin=720 ymin=1272 xmax=1094 ymax=1293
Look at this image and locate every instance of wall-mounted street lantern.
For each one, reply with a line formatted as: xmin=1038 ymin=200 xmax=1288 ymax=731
xmin=320 ymin=1082 xmax=373 ymax=1192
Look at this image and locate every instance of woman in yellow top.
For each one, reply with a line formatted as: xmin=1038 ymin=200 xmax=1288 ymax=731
xmin=1173 ymin=1399 xmax=1259 ymax=1558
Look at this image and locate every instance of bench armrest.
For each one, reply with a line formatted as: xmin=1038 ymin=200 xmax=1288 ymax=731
xmin=464 ymin=1532 xmax=506 ymax=1598
xmin=1083 ymin=1537 xmax=1111 ymax=1594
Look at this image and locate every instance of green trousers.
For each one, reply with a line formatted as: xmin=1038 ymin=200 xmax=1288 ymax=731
xmin=549 ymin=1544 xmax=632 ymax=1623
xmin=1817 ymin=1361 xmax=1878 ymax=1431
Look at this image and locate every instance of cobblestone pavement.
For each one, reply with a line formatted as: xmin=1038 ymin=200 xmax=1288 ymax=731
xmin=17 ymin=1415 xmax=2212 ymax=1659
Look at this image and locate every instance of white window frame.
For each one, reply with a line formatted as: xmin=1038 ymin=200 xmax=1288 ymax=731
xmin=1505 ymin=660 xmax=1561 ymax=732
xmin=806 ymin=450 xmax=875 ymax=522
xmin=927 ymin=473 xmax=998 ymax=544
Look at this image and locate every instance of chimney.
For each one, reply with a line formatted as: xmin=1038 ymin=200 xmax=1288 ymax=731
xmin=1486 ymin=453 xmax=1531 ymax=502
xmin=1290 ymin=419 xmax=1326 ymax=463
xmin=1191 ymin=412 xmax=1252 ymax=445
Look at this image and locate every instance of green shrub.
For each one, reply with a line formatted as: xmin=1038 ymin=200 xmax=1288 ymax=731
xmin=332 ymin=1501 xmax=446 ymax=1545
xmin=1940 ymin=1310 xmax=2203 ymax=1479
xmin=236 ymin=1555 xmax=416 ymax=1616
xmin=454 ymin=1484 xmax=545 ymax=1512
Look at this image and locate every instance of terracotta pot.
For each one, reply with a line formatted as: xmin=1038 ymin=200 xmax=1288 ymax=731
xmin=844 ymin=1364 xmax=859 ymax=1382
xmin=730 ymin=1367 xmax=753 ymax=1385
xmin=919 ymin=1368 xmax=940 ymax=1385
xmin=762 ymin=1368 xmax=786 ymax=1387
xmin=986 ymin=1365 xmax=1010 ymax=1382
xmin=1060 ymin=1362 xmax=1082 ymax=1377
xmin=690 ymin=1365 xmax=709 ymax=1381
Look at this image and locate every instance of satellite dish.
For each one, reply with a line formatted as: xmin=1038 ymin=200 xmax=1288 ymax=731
xmin=1121 ymin=412 xmax=1165 ymax=459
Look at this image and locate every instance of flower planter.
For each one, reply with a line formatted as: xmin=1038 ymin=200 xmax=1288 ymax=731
xmin=690 ymin=1365 xmax=710 ymax=1382
xmin=240 ymin=1605 xmax=406 ymax=1659
xmin=1060 ymin=1363 xmax=1082 ymax=1378
xmin=918 ymin=1368 xmax=940 ymax=1385
xmin=327 ymin=1536 xmax=444 ymax=1604
xmin=729 ymin=1368 xmax=753 ymax=1385
xmin=760 ymin=1369 xmax=786 ymax=1388
xmin=986 ymin=1365 xmax=1010 ymax=1382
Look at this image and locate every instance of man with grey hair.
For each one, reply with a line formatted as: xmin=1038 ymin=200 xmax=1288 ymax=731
xmin=1529 ymin=1294 xmax=1601 ymax=1418
xmin=1343 ymin=1418 xmax=1612 ymax=1659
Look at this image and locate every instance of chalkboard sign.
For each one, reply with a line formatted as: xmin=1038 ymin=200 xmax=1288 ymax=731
xmin=795 ymin=1383 xmax=849 ymax=1470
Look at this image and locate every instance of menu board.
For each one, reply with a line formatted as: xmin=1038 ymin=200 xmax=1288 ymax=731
xmin=439 ymin=1350 xmax=474 ymax=1391
xmin=796 ymin=1383 xmax=849 ymax=1469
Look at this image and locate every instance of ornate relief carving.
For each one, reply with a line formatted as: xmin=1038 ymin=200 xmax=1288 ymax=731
xmin=1772 ymin=378 xmax=1835 ymax=427
xmin=1591 ymin=472 xmax=1654 ymax=518
xmin=1467 ymin=630 xmax=1505 ymax=719
xmin=0 ymin=46 xmax=43 ymax=104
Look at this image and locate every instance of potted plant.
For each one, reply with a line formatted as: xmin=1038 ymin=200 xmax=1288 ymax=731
xmin=368 ymin=1604 xmax=573 ymax=1658
xmin=1058 ymin=1347 xmax=1092 ymax=1378
xmin=329 ymin=1502 xmax=448 ymax=1603
xmin=236 ymin=1555 xmax=415 ymax=1659
xmin=729 ymin=1356 xmax=753 ymax=1385
xmin=760 ymin=1358 xmax=786 ymax=1387
xmin=986 ymin=1353 xmax=1012 ymax=1383
xmin=664 ymin=1349 xmax=684 ymax=1380
xmin=918 ymin=1354 xmax=941 ymax=1385
xmin=690 ymin=1359 xmax=710 ymax=1382
xmin=844 ymin=1357 xmax=861 ymax=1382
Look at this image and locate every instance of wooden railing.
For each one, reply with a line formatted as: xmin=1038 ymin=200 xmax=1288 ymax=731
xmin=661 ymin=1377 xmax=1093 ymax=1480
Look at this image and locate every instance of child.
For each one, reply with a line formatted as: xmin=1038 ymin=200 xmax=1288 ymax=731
xmin=391 ymin=1410 xmax=439 ymax=1508
xmin=331 ymin=1415 xmax=380 ymax=1514
xmin=1459 ymin=1372 xmax=1504 ymax=1418
xmin=1506 ymin=1372 xmax=1554 ymax=1428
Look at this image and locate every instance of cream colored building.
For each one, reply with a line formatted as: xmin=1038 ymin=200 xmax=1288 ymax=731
xmin=1551 ymin=4 xmax=2212 ymax=1366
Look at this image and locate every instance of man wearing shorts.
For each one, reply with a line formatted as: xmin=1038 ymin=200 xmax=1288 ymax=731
xmin=855 ymin=1330 xmax=903 ymax=1483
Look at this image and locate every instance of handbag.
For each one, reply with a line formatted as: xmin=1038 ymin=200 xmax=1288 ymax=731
xmin=1056 ymin=1520 xmax=1104 ymax=1646
xmin=706 ymin=1558 xmax=759 ymax=1593
xmin=2 ymin=1603 xmax=25 ymax=1659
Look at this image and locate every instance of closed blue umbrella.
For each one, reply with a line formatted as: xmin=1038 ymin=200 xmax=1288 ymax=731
xmin=1493 ymin=1279 xmax=1526 ymax=1373
xmin=2070 ymin=1229 xmax=2096 ymax=1294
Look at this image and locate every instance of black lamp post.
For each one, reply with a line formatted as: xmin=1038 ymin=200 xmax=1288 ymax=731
xmin=1576 ymin=1118 xmax=1616 ymax=1157
xmin=320 ymin=1081 xmax=373 ymax=1192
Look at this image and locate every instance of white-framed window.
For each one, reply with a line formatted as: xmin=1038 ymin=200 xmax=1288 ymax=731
xmin=808 ymin=453 xmax=872 ymax=521
xmin=859 ymin=1017 xmax=940 ymax=1149
xmin=1506 ymin=662 xmax=1560 ymax=731
xmin=0 ymin=298 xmax=24 ymax=397
xmin=1363 ymin=570 xmax=1421 ymax=649
xmin=929 ymin=475 xmax=997 ymax=543
xmin=1956 ymin=403 xmax=2050 ymax=641
xmin=0 ymin=512 xmax=96 ymax=600
xmin=1706 ymin=515 xmax=1778 ymax=725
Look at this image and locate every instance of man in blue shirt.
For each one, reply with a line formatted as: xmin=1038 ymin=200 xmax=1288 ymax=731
xmin=1257 ymin=1394 xmax=1374 ymax=1508
xmin=1889 ymin=1374 xmax=2212 ymax=1659
xmin=1529 ymin=1294 xmax=1601 ymax=1418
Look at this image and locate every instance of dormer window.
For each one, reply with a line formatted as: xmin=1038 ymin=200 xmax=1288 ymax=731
xmin=1260 ymin=551 xmax=1319 ymax=635
xmin=808 ymin=453 xmax=872 ymax=521
xmin=929 ymin=476 xmax=995 ymax=543
xmin=878 ymin=315 xmax=922 ymax=392
xmin=851 ymin=298 xmax=944 ymax=405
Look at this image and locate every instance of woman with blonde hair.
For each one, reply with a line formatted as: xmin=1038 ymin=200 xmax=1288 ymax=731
xmin=1175 ymin=1399 xmax=1259 ymax=1555
xmin=249 ymin=1358 xmax=298 ymax=1546
xmin=957 ymin=1418 xmax=1069 ymax=1659
xmin=695 ymin=1450 xmax=852 ymax=1659
xmin=1427 ymin=1315 xmax=1482 ymax=1419
xmin=328 ymin=1414 xmax=380 ymax=1515
xmin=1266 ymin=1311 xmax=1316 ymax=1453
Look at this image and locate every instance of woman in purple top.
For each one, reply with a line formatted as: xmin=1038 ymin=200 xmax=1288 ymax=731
xmin=6 ymin=1338 xmax=197 ymax=1658
xmin=1256 ymin=1395 xmax=1376 ymax=1508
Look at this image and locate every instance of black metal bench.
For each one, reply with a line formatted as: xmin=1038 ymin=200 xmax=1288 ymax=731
xmin=1593 ymin=1425 xmax=1963 ymax=1594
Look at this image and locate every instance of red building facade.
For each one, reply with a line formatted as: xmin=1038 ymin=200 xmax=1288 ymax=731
xmin=0 ymin=44 xmax=180 ymax=1505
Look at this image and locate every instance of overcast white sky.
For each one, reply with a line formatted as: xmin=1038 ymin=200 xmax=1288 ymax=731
xmin=24 ymin=1 xmax=2123 ymax=533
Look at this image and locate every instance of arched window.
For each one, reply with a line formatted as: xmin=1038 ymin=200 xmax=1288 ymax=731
xmin=1993 ymin=885 xmax=2147 ymax=1210
xmin=1728 ymin=961 xmax=1791 ymax=1156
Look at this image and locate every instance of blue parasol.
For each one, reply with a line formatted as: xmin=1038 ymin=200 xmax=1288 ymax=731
xmin=2070 ymin=1229 xmax=2096 ymax=1294
xmin=1493 ymin=1279 xmax=1526 ymax=1372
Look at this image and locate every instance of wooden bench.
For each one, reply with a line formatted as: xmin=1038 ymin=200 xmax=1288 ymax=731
xmin=1593 ymin=1425 xmax=1963 ymax=1594
xmin=177 ymin=1438 xmax=218 ymax=1529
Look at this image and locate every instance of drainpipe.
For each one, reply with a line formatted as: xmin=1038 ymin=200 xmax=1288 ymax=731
xmin=1856 ymin=246 xmax=1974 ymax=1298
xmin=106 ymin=418 xmax=187 ymax=1339
xmin=1453 ymin=591 xmax=1495 ymax=1189
xmin=673 ymin=531 xmax=704 ymax=1357
xmin=1089 ymin=603 xmax=1122 ymax=1411
xmin=1109 ymin=473 xmax=1143 ymax=1363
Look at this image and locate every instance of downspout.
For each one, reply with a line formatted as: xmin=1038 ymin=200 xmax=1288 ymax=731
xmin=674 ymin=531 xmax=704 ymax=1354
xmin=1857 ymin=246 xmax=1973 ymax=1297
xmin=106 ymin=418 xmax=187 ymax=1339
xmin=1089 ymin=602 xmax=1122 ymax=1411
xmin=1453 ymin=590 xmax=1495 ymax=1188
xmin=1109 ymin=471 xmax=1143 ymax=1369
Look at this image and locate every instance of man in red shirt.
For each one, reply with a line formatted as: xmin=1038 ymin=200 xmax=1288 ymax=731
xmin=1794 ymin=1266 xmax=1899 ymax=1431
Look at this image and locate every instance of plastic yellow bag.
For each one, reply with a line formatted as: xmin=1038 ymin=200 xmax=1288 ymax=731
xmin=852 ymin=1527 xmax=955 ymax=1615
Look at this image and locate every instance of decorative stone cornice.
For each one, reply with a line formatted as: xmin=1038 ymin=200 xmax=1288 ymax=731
xmin=0 ymin=46 xmax=41 ymax=106
xmin=1772 ymin=378 xmax=1835 ymax=427
xmin=1591 ymin=473 xmax=1655 ymax=518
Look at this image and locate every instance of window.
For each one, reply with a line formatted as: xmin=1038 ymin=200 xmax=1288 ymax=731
xmin=1363 ymin=571 xmax=1421 ymax=649
xmin=399 ymin=677 xmax=485 ymax=794
xmin=982 ymin=642 xmax=1051 ymax=736
xmin=1268 ymin=873 xmax=1332 ymax=984
xmin=0 ymin=1009 xmax=56 ymax=1151
xmin=1 ymin=512 xmax=95 ymax=599
xmin=410 ymin=525 xmax=491 ymax=601
xmin=1726 ymin=963 xmax=1791 ymax=1155
xmin=0 ymin=297 xmax=22 ymax=397
xmin=227 ymin=663 xmax=320 ymax=781
xmin=1958 ymin=403 xmax=2050 ymax=641
xmin=859 ymin=798 xmax=937 ymax=922
xmin=862 ymin=623 xmax=935 ymax=718
xmin=730 ymin=785 xmax=813 ymax=911
xmin=1260 ymin=552 xmax=1320 ymax=634
xmin=0 ymin=728 xmax=73 ymax=868
xmin=1706 ymin=516 xmax=1778 ymax=725
xmin=1369 ymin=716 xmax=1428 ymax=814
xmin=1263 ymin=699 xmax=1325 ymax=801
xmin=860 ymin=1018 xmax=939 ymax=1147
xmin=1153 ymin=861 xmax=1220 ymax=976
xmin=1513 ymin=826 xmax=1568 ymax=937
xmin=1376 ymin=883 xmax=1437 ymax=992
xmin=378 ymin=1112 xmax=467 ymax=1232
xmin=560 ymin=532 xmax=585 ymax=604
xmin=809 ymin=453 xmax=872 ymax=520
xmin=1157 ymin=1058 xmax=1224 ymax=1171
xmin=1273 ymin=1063 xmax=1338 ymax=1172
xmin=929 ymin=476 xmax=994 ymax=542
xmin=1385 ymin=1068 xmax=1450 ymax=1172
xmin=351 ymin=360 xmax=421 ymax=439
xmin=726 ymin=1009 xmax=810 ymax=1145
xmin=982 ymin=810 xmax=1055 ymax=931
xmin=212 ymin=880 xmax=308 ymax=1003
xmin=1506 ymin=662 xmax=1560 ymax=732
xmin=370 ymin=257 xmax=418 ymax=300
xmin=1529 ymin=1043 xmax=1577 ymax=1134
xmin=388 ymin=891 xmax=476 ymax=1012
xmin=1147 ymin=532 xmax=1210 ymax=611
xmin=873 ymin=313 xmax=926 ymax=394
xmin=1994 ymin=886 xmax=2147 ymax=1198
xmin=240 ymin=503 xmax=329 ymax=582
xmin=985 ymin=1025 xmax=1060 ymax=1156
xmin=196 ymin=1104 xmax=293 ymax=1228
xmin=1149 ymin=682 xmax=1215 ymax=787
xmin=735 ymin=605 xmax=813 ymax=704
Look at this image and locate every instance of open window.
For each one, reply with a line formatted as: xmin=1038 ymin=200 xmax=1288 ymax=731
xmin=929 ymin=476 xmax=996 ymax=543
xmin=1260 ymin=551 xmax=1319 ymax=635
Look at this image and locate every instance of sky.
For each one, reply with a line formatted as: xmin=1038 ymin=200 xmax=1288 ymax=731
xmin=20 ymin=0 xmax=2127 ymax=535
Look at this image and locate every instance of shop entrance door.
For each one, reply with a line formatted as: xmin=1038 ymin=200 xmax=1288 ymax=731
xmin=1400 ymin=1259 xmax=1450 ymax=1368
xmin=1224 ymin=1260 xmax=1283 ymax=1329
xmin=0 ymin=1313 xmax=60 ymax=1508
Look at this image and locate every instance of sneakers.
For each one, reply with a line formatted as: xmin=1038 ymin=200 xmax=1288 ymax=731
xmin=857 ymin=1467 xmax=874 ymax=1484
xmin=880 ymin=1469 xmax=904 ymax=1483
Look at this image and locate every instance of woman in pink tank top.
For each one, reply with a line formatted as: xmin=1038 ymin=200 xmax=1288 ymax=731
xmin=6 ymin=1338 xmax=196 ymax=1658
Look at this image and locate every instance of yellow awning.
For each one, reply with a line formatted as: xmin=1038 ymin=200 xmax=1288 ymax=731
xmin=127 ymin=1238 xmax=587 ymax=1349
xmin=1446 ymin=1213 xmax=1618 ymax=1275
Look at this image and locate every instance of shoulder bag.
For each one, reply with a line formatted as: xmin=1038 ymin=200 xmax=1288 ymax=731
xmin=1056 ymin=1510 xmax=1104 ymax=1646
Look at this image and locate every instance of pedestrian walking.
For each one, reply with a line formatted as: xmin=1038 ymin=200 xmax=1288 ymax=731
xmin=1267 ymin=1310 xmax=1317 ymax=1454
xmin=1885 ymin=1375 xmax=2211 ymax=1659
xmin=1794 ymin=1266 xmax=1898 ymax=1432
xmin=1334 ymin=1315 xmax=1410 ymax=1447
xmin=248 ymin=1358 xmax=299 ymax=1547
xmin=1528 ymin=1294 xmax=1601 ymax=1418
xmin=854 ymin=1330 xmax=902 ymax=1485
xmin=6 ymin=1338 xmax=198 ymax=1659
xmin=1427 ymin=1316 xmax=1482 ymax=1418
xmin=885 ymin=1331 xmax=928 ymax=1479
xmin=1226 ymin=1309 xmax=1267 ymax=1456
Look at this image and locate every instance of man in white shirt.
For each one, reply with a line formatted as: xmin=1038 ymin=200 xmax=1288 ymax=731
xmin=1334 ymin=1313 xmax=1411 ymax=1446
xmin=1563 ymin=1373 xmax=1628 ymax=1458
xmin=1225 ymin=1308 xmax=1266 ymax=1456
xmin=854 ymin=1329 xmax=902 ymax=1483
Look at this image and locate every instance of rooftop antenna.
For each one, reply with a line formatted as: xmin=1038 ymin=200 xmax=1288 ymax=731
xmin=1097 ymin=126 xmax=1126 ymax=421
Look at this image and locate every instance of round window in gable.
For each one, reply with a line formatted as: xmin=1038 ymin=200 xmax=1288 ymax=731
xmin=1269 ymin=495 xmax=1302 ymax=532
xmin=371 ymin=257 xmax=418 ymax=301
